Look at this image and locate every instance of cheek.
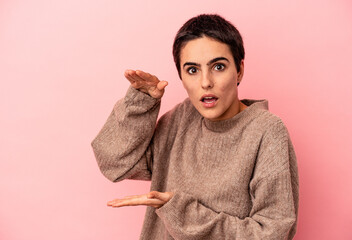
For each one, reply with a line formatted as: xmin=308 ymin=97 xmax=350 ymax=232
xmin=219 ymin=77 xmax=237 ymax=92
xmin=181 ymin=81 xmax=190 ymax=93
xmin=182 ymin=81 xmax=197 ymax=97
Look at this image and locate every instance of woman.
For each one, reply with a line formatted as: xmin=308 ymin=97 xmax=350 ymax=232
xmin=92 ymin=14 xmax=299 ymax=239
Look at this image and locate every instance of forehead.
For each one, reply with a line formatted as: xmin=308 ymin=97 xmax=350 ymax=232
xmin=180 ymin=36 xmax=232 ymax=63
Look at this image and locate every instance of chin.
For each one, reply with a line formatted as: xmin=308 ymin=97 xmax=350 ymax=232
xmin=192 ymin=101 xmax=227 ymax=121
xmin=199 ymin=110 xmax=223 ymax=121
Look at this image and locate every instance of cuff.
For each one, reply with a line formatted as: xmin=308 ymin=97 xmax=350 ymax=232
xmin=155 ymin=191 xmax=192 ymax=226
xmin=122 ymin=86 xmax=161 ymax=113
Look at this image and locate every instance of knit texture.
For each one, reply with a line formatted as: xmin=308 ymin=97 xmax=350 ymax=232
xmin=92 ymin=86 xmax=299 ymax=240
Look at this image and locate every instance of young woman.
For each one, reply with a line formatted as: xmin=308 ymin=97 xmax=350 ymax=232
xmin=92 ymin=14 xmax=299 ymax=239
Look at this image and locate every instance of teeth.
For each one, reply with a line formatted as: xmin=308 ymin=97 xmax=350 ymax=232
xmin=201 ymin=96 xmax=217 ymax=102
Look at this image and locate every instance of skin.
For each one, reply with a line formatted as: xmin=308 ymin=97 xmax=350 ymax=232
xmin=107 ymin=191 xmax=173 ymax=208
xmin=180 ymin=36 xmax=247 ymax=121
xmin=108 ymin=36 xmax=246 ymax=209
xmin=124 ymin=70 xmax=168 ymax=99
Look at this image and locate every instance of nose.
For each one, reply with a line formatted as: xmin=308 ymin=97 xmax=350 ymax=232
xmin=201 ymin=71 xmax=214 ymax=89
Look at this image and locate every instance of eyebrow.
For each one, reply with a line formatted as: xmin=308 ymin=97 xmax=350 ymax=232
xmin=183 ymin=57 xmax=229 ymax=68
xmin=207 ymin=57 xmax=229 ymax=65
xmin=183 ymin=62 xmax=200 ymax=68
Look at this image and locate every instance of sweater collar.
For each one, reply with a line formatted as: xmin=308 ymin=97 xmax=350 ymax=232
xmin=202 ymin=99 xmax=269 ymax=132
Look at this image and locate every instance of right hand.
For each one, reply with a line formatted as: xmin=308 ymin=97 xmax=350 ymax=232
xmin=124 ymin=69 xmax=168 ymax=99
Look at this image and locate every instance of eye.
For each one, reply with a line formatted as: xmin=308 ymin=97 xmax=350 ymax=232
xmin=214 ymin=63 xmax=225 ymax=71
xmin=187 ymin=67 xmax=198 ymax=75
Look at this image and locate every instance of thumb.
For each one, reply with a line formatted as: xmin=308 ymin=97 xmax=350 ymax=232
xmin=148 ymin=191 xmax=173 ymax=201
xmin=147 ymin=191 xmax=167 ymax=201
xmin=147 ymin=191 xmax=160 ymax=199
xmin=157 ymin=81 xmax=168 ymax=91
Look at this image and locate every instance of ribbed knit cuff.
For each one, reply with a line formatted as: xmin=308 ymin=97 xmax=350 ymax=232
xmin=155 ymin=191 xmax=187 ymax=224
xmin=122 ymin=86 xmax=161 ymax=113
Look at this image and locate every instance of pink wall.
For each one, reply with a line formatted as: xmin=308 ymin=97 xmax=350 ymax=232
xmin=1 ymin=0 xmax=351 ymax=239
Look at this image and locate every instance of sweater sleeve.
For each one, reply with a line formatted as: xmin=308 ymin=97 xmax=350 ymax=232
xmin=91 ymin=86 xmax=161 ymax=182
xmin=155 ymin=119 xmax=299 ymax=240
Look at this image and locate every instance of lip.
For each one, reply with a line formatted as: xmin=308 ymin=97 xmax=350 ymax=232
xmin=200 ymin=94 xmax=219 ymax=108
xmin=200 ymin=94 xmax=218 ymax=101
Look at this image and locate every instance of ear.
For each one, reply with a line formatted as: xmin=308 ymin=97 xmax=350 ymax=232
xmin=237 ymin=60 xmax=244 ymax=82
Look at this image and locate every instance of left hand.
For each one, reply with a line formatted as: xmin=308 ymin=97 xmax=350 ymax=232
xmin=107 ymin=191 xmax=174 ymax=209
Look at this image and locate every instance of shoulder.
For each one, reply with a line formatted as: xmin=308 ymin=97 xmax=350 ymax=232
xmin=249 ymin=109 xmax=291 ymax=156
xmin=257 ymin=110 xmax=288 ymax=133
xmin=250 ymin=111 xmax=298 ymax=192
xmin=157 ymin=98 xmax=199 ymax=127
xmin=253 ymin=110 xmax=295 ymax=176
xmin=153 ymin=98 xmax=199 ymax=140
xmin=240 ymin=101 xmax=289 ymax=143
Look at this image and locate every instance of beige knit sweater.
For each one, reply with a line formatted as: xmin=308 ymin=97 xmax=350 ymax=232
xmin=91 ymin=87 xmax=299 ymax=240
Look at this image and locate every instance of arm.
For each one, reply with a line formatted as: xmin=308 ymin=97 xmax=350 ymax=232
xmin=154 ymin=120 xmax=299 ymax=240
xmin=91 ymin=70 xmax=168 ymax=182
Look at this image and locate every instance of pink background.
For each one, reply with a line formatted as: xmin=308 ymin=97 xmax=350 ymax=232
xmin=1 ymin=0 xmax=351 ymax=239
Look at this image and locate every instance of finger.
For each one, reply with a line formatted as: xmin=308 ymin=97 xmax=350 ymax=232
xmin=107 ymin=199 xmax=121 ymax=206
xmin=125 ymin=72 xmax=150 ymax=91
xmin=128 ymin=72 xmax=143 ymax=85
xmin=125 ymin=76 xmax=136 ymax=86
xmin=135 ymin=70 xmax=151 ymax=79
xmin=126 ymin=69 xmax=159 ymax=85
xmin=157 ymin=81 xmax=168 ymax=91
xmin=148 ymin=191 xmax=166 ymax=201
xmin=107 ymin=197 xmax=164 ymax=208
xmin=147 ymin=191 xmax=157 ymax=199
xmin=107 ymin=198 xmax=139 ymax=207
xmin=107 ymin=197 xmax=133 ymax=206
xmin=136 ymin=70 xmax=159 ymax=83
xmin=124 ymin=69 xmax=136 ymax=80
xmin=107 ymin=194 xmax=148 ymax=207
xmin=127 ymin=71 xmax=158 ymax=92
xmin=124 ymin=69 xmax=135 ymax=76
xmin=149 ymin=191 xmax=174 ymax=201
xmin=124 ymin=70 xmax=137 ymax=85
xmin=122 ymin=194 xmax=148 ymax=200
xmin=131 ymin=71 xmax=153 ymax=86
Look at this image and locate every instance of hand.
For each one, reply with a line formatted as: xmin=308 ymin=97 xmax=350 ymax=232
xmin=107 ymin=191 xmax=173 ymax=209
xmin=124 ymin=69 xmax=168 ymax=99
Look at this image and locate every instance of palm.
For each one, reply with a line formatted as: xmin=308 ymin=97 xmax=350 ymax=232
xmin=124 ymin=70 xmax=168 ymax=99
xmin=107 ymin=191 xmax=173 ymax=209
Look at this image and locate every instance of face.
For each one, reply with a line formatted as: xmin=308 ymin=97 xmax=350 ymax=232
xmin=180 ymin=36 xmax=244 ymax=121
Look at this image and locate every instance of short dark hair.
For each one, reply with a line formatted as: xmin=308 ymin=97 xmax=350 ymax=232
xmin=172 ymin=14 xmax=245 ymax=79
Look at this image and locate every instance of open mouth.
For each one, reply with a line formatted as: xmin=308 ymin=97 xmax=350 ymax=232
xmin=201 ymin=96 xmax=218 ymax=103
xmin=200 ymin=94 xmax=218 ymax=107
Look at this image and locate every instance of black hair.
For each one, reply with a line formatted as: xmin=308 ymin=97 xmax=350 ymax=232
xmin=172 ymin=14 xmax=245 ymax=79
